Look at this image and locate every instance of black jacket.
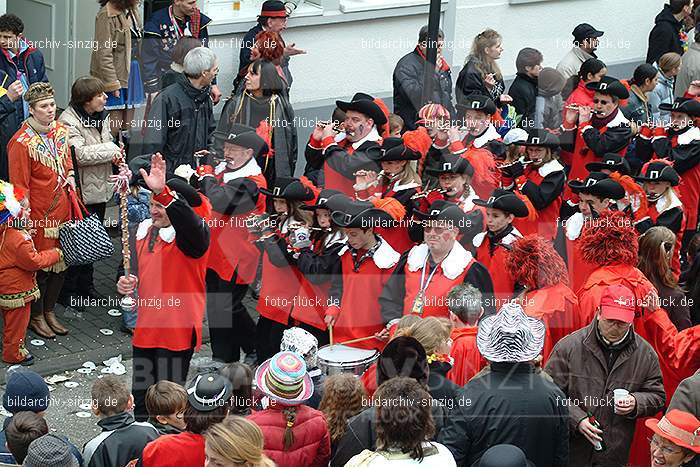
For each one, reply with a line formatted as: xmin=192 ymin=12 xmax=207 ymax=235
xmin=508 ymin=73 xmax=538 ymax=128
xmin=82 ymin=412 xmax=159 ymax=467
xmin=647 ymin=4 xmax=685 ymax=65
xmin=393 ymin=48 xmax=456 ymax=130
xmin=428 ymin=361 xmax=460 ymax=408
xmin=0 ymin=70 xmax=18 ymax=180
xmin=141 ymin=73 xmax=215 ymax=176
xmin=455 ymin=58 xmax=505 ymax=105
xmin=438 ymin=363 xmax=569 ymax=467
xmin=236 ymin=24 xmax=292 ymax=89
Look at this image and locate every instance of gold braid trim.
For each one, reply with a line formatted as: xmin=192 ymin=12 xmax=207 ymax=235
xmin=0 ymin=285 xmax=40 ymax=310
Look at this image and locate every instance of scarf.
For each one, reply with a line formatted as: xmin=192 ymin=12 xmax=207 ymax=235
xmin=350 ymin=236 xmax=382 ymax=272
xmin=595 ymin=320 xmax=633 ymax=370
xmin=415 ymin=46 xmax=450 ymax=72
xmin=71 ymin=103 xmax=107 ymax=132
xmin=486 ymin=223 xmax=514 ymax=255
xmin=592 ymin=107 xmax=619 ymax=129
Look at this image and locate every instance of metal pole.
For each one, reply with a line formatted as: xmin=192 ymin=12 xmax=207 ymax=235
xmin=420 ymin=0 xmax=442 ymax=106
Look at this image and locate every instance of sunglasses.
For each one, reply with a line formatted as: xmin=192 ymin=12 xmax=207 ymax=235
xmin=593 ymin=98 xmax=612 ymax=105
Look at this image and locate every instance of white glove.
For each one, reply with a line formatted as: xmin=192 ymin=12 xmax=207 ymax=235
xmin=174 ymin=164 xmax=196 ymax=182
xmin=291 ymin=226 xmax=312 ymax=249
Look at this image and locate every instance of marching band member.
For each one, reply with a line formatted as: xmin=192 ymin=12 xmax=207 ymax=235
xmin=564 ymin=172 xmax=625 ymax=291
xmin=325 ymin=198 xmax=401 ymax=351
xmin=634 ymin=161 xmax=685 ymax=276
xmin=503 ymin=129 xmax=566 ymax=240
xmin=445 ymin=93 xmax=504 ymax=199
xmin=585 ymin=152 xmax=648 ymax=223
xmin=380 ymin=200 xmax=495 ymax=322
xmin=305 ymin=93 xmax=384 ymax=196
xmin=505 ymin=235 xmax=583 ymax=364
xmin=472 ymin=189 xmax=529 ymax=304
xmin=255 ymin=177 xmax=315 ymax=361
xmin=421 ymin=153 xmax=485 ymax=246
xmin=636 ymin=97 xmax=700 ymax=261
xmin=560 ymin=76 xmax=633 ymax=187
xmin=194 ymin=125 xmax=268 ymax=364
xmin=415 ymin=103 xmax=452 ymax=186
xmin=116 ymin=153 xmax=210 ymax=421
xmin=291 ymin=189 xmax=348 ymax=346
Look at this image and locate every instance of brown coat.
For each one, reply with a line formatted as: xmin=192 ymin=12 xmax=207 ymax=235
xmin=90 ymin=3 xmax=141 ymax=91
xmin=669 ymin=369 xmax=700 ymax=416
xmin=544 ymin=320 xmax=666 ymax=467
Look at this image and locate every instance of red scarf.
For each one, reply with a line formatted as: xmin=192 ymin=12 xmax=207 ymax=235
xmin=415 ymin=46 xmax=449 ymax=72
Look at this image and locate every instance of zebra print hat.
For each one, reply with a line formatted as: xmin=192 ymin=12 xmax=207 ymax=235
xmin=476 ymin=302 xmax=545 ymax=363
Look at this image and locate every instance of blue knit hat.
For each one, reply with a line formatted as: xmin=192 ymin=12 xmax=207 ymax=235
xmin=2 ymin=370 xmax=50 ymax=414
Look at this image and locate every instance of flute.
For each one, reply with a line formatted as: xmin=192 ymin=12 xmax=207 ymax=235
xmin=410 ymin=188 xmax=448 ymax=200
xmin=497 ymin=159 xmax=536 ymax=170
xmin=565 ymin=104 xmax=605 ymax=116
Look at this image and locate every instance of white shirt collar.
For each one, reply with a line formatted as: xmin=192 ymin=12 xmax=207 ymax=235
xmin=473 ymin=125 xmax=501 ymax=149
xmin=352 ymin=127 xmax=381 ymax=150
xmin=216 ymin=157 xmax=262 ymax=183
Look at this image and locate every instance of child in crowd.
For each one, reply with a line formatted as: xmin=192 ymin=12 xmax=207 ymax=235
xmin=83 ymin=376 xmax=159 ymax=467
xmin=4 ymin=411 xmax=48 ymax=465
xmin=446 ymin=284 xmax=486 ymax=385
xmin=145 ymin=381 xmax=187 ymax=435
xmin=388 ymin=113 xmax=404 ymax=137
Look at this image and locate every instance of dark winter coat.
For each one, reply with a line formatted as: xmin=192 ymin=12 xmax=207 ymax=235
xmin=647 ymin=4 xmax=686 ymax=65
xmin=455 ymin=58 xmax=505 ymax=105
xmin=508 ymin=72 xmax=538 ymax=127
xmin=669 ymin=368 xmax=700 ymax=414
xmin=438 ymin=362 xmax=569 ymax=467
xmin=83 ymin=412 xmax=159 ymax=467
xmin=393 ymin=47 xmax=456 ymax=130
xmin=0 ymin=70 xmax=19 ymax=180
xmin=544 ymin=320 xmax=666 ymax=467
xmin=141 ymin=73 xmax=215 ymax=176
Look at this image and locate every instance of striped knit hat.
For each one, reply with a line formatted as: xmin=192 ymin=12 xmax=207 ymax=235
xmin=0 ymin=180 xmax=24 ymax=225
xmin=255 ymin=351 xmax=314 ymax=404
xmin=477 ymin=302 xmax=545 ymax=363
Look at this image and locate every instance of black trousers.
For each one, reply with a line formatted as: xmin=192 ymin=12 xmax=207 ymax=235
xmin=256 ymin=315 xmax=289 ymax=362
xmin=206 ymin=269 xmax=256 ymax=363
xmin=61 ymin=202 xmax=107 ymax=299
xmin=32 ymin=271 xmax=66 ymax=318
xmin=132 ymin=344 xmax=194 ymax=422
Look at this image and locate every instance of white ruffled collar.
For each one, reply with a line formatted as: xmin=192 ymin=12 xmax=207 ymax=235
xmin=216 ymin=157 xmax=262 ymax=183
xmin=136 ymin=218 xmax=176 ymax=243
xmin=323 ymin=230 xmax=347 ymax=248
xmin=677 ymin=125 xmax=700 ymax=145
xmin=473 ymin=125 xmax=501 ymax=149
xmin=337 ymin=235 xmax=400 ymax=270
xmin=406 ymin=242 xmax=474 ymax=280
xmin=655 ymin=189 xmax=683 ymax=214
xmin=565 ymin=212 xmax=585 ymax=241
xmin=472 ymin=227 xmax=522 ymax=248
xmin=390 ymin=180 xmax=421 ymax=192
xmin=352 ymin=127 xmax=381 ymax=150
xmin=538 ymin=159 xmax=564 ymax=178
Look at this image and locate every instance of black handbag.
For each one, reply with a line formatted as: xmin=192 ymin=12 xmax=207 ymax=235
xmin=58 ymin=189 xmax=114 ymax=266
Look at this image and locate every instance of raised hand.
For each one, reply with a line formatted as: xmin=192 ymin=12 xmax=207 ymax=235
xmin=139 ymin=153 xmax=166 ymax=195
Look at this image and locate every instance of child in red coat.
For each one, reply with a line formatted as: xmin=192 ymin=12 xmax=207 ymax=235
xmin=446 ymin=283 xmax=485 ymax=386
xmin=0 ymin=180 xmax=62 ymax=364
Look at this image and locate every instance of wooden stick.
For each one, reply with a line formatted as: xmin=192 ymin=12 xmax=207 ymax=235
xmin=329 ymin=324 xmax=334 ymax=347
xmin=336 ymin=335 xmax=378 ymax=346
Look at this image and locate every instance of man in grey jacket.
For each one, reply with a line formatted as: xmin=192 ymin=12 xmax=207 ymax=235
xmin=556 ymin=23 xmax=604 ymax=79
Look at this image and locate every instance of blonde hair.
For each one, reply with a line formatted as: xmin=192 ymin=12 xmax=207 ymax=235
xmin=398 ymin=317 xmax=453 ymax=354
xmin=468 ymin=29 xmax=503 ymax=81
xmin=388 ymin=161 xmax=421 ymax=186
xmin=204 ymin=416 xmax=275 ymax=467
xmin=659 ymin=52 xmax=682 ymax=74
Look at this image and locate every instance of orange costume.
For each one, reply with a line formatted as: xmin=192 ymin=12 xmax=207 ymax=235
xmin=447 ymin=326 xmax=484 ymax=386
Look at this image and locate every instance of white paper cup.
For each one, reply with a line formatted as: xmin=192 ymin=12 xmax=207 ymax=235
xmin=613 ymin=388 xmax=630 ymax=413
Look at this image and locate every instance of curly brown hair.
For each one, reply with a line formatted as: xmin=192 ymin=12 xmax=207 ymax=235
xmin=319 ymin=374 xmax=367 ymax=443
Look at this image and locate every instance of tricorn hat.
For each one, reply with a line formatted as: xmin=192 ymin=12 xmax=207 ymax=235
xmin=473 ymin=189 xmax=529 ymax=217
xmin=260 ymin=177 xmax=315 ymax=201
xmin=456 ymin=93 xmax=497 ymax=116
xmin=329 ymin=197 xmax=393 ymax=229
xmin=513 ymin=129 xmax=560 ymax=148
xmin=586 ymin=76 xmax=629 ymax=100
xmin=635 ymin=160 xmax=680 ymax=186
xmin=213 ymin=124 xmax=269 ymax=158
xmin=658 ymin=97 xmax=700 ymax=117
xmin=335 ymin=95 xmax=387 ymax=126
xmin=585 ymin=153 xmax=631 ymax=175
xmin=567 ymin=172 xmax=626 ymax=199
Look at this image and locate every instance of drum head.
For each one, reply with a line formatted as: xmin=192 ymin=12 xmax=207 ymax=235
xmin=317 ymin=344 xmax=377 ymax=363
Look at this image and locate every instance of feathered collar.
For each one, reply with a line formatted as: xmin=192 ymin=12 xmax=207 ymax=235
xmin=538 ymin=159 xmax=565 ymax=178
xmin=216 ymin=157 xmax=262 ymax=183
xmin=407 ymin=241 xmax=473 ymax=280
xmin=136 ymin=218 xmax=176 ymax=243
xmin=655 ymin=189 xmax=683 ymax=214
xmin=565 ymin=212 xmax=585 ymax=241
xmin=337 ymin=235 xmax=399 ymax=269
xmin=472 ymin=226 xmax=522 ymax=248
xmin=676 ymin=125 xmax=700 ymax=145
xmin=473 ymin=125 xmax=501 ymax=149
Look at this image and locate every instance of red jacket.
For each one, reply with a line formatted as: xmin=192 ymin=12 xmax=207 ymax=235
xmin=447 ymin=326 xmax=484 ymax=386
xmin=248 ymin=405 xmax=331 ymax=467
xmin=141 ymin=432 xmax=205 ymax=467
xmin=473 ymin=228 xmax=521 ymax=304
xmin=565 ymin=213 xmax=598 ymax=292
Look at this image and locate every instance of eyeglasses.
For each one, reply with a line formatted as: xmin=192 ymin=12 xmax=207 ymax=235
xmin=593 ymin=99 xmax=612 ymax=105
xmin=649 ymin=436 xmax=683 ymax=455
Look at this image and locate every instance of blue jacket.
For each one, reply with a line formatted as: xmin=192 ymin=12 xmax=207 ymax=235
xmin=0 ymin=37 xmax=48 ymax=120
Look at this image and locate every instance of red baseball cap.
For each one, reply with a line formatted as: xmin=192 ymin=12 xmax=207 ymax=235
xmin=599 ymin=284 xmax=635 ymax=323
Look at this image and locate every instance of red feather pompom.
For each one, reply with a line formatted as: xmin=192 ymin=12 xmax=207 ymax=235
xmin=579 ymin=210 xmax=638 ymax=266
xmin=402 ymin=127 xmax=432 ymax=158
xmin=374 ymin=97 xmax=391 ymax=138
xmin=371 ymin=197 xmax=406 ymax=221
xmin=298 ymin=175 xmax=321 ymax=205
xmin=505 ymin=235 xmax=568 ymax=289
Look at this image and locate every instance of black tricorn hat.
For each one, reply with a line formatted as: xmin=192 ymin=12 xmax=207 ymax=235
xmin=260 ymin=177 xmax=315 ymax=201
xmin=299 ymin=189 xmax=345 ymax=211
xmin=186 ymin=373 xmax=233 ymax=412
xmin=376 ymin=137 xmax=422 ymax=161
xmin=568 ymin=172 xmax=626 ymax=199
xmin=424 ymin=154 xmax=474 ymax=177
xmin=473 ymin=189 xmax=529 ymax=217
xmin=585 ymin=153 xmax=631 ymax=175
xmin=335 ymin=95 xmax=387 ymax=126
xmin=513 ymin=128 xmax=560 ymax=148
xmin=329 ymin=198 xmax=393 ymax=228
xmin=456 ymin=93 xmax=497 ymax=116
xmin=213 ymin=124 xmax=269 ymax=158
xmin=586 ymin=76 xmax=629 ymax=100
xmin=659 ymin=97 xmax=700 ymax=117
xmin=413 ymin=200 xmax=470 ymax=228
xmin=635 ymin=161 xmax=680 ymax=186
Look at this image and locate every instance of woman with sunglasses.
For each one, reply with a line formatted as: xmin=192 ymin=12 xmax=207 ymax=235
xmin=638 ymin=226 xmax=692 ymax=331
xmin=645 ymin=410 xmax=700 ymax=467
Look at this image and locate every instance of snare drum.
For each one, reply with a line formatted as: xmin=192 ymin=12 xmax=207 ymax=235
xmin=317 ymin=344 xmax=379 ymax=376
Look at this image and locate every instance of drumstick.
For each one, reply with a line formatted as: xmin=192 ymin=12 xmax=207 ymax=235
xmin=329 ymin=324 xmax=334 ymax=347
xmin=337 ymin=335 xmax=379 ymax=346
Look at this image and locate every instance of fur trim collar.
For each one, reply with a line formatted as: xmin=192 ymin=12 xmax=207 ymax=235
xmin=337 ymin=236 xmax=399 ymax=269
xmin=677 ymin=125 xmax=700 ymax=146
xmin=538 ymin=159 xmax=564 ymax=178
xmin=472 ymin=227 xmax=522 ymax=248
xmin=406 ymin=242 xmax=474 ymax=280
xmin=136 ymin=218 xmax=176 ymax=243
xmin=606 ymin=110 xmax=629 ymax=128
xmin=565 ymin=212 xmax=585 ymax=241
xmin=656 ymin=189 xmax=683 ymax=213
xmin=216 ymin=157 xmax=262 ymax=183
xmin=473 ymin=125 xmax=501 ymax=149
